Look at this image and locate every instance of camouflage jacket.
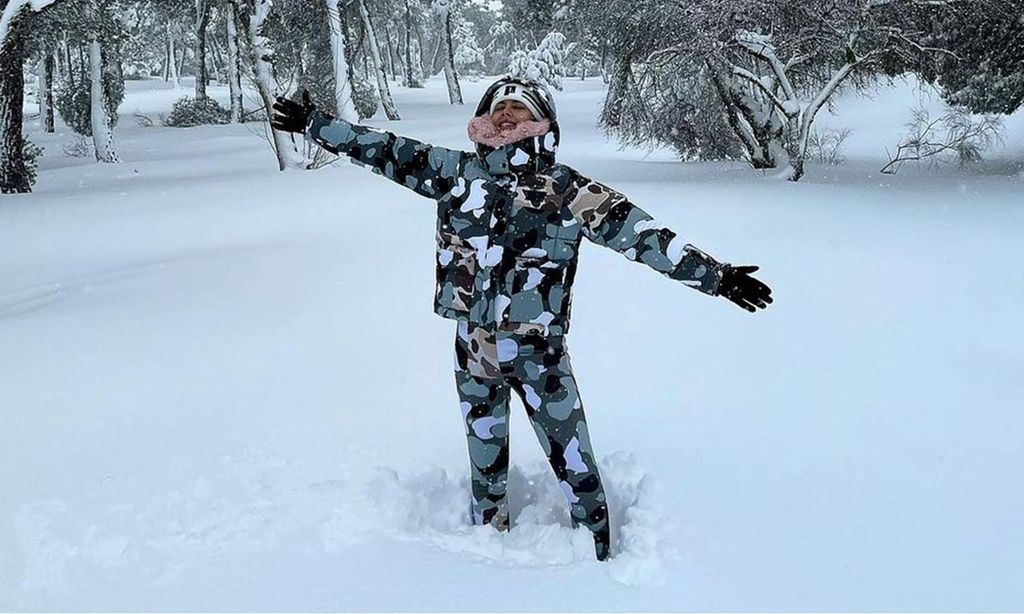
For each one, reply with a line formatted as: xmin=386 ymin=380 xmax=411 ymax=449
xmin=307 ymin=112 xmax=728 ymax=336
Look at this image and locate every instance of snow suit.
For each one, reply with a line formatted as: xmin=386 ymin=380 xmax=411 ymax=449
xmin=305 ymin=91 xmax=728 ymax=561
xmin=454 ymin=320 xmax=607 ymax=556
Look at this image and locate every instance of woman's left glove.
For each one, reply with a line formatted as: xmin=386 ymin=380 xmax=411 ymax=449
xmin=271 ymin=90 xmax=316 ymax=134
xmin=716 ymin=265 xmax=773 ymax=312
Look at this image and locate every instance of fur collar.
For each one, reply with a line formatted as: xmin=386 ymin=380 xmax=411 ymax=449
xmin=467 ymin=115 xmax=551 ymax=148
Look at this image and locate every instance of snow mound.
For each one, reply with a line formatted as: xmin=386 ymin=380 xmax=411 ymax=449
xmin=323 ymin=451 xmax=682 ymax=583
xmin=8 ymin=448 xmax=681 ymax=599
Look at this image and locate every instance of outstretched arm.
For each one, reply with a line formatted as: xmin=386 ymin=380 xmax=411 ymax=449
xmin=272 ymin=92 xmax=465 ymax=200
xmin=564 ymin=170 xmax=772 ymax=312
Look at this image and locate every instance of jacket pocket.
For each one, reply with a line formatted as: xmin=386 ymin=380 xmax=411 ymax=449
xmin=436 ymin=243 xmax=476 ymax=313
xmin=504 ymin=256 xmax=567 ymax=326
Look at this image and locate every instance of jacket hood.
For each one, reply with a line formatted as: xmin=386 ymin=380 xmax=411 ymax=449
xmin=471 ymin=76 xmax=560 ymax=172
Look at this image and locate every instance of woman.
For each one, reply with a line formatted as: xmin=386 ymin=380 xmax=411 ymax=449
xmin=271 ymin=76 xmax=772 ymax=562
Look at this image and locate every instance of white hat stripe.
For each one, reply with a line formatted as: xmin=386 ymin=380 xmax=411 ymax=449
xmin=488 ymin=83 xmax=546 ymax=120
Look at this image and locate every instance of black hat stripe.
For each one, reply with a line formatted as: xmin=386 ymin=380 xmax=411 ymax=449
xmin=475 ymin=76 xmax=557 ymax=120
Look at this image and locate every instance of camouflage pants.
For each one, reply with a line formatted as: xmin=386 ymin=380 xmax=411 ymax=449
xmin=454 ymin=320 xmax=611 ymax=560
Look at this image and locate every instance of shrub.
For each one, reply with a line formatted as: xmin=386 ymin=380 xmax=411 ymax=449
xmin=351 ymin=74 xmax=379 ymax=120
xmin=807 ymin=128 xmax=851 ymax=166
xmin=63 ymin=135 xmax=93 ymax=158
xmin=22 ymin=140 xmax=43 ymax=189
xmin=54 ymin=69 xmax=124 ymax=137
xmin=164 ymin=96 xmax=231 ymax=127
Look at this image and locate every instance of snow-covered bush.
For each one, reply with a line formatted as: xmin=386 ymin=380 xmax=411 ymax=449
xmin=21 ymin=140 xmax=43 ymax=189
xmin=121 ymin=61 xmax=160 ymax=80
xmin=453 ymin=20 xmax=485 ymax=74
xmin=62 ymin=135 xmax=93 ymax=158
xmin=164 ymin=96 xmax=231 ymax=127
xmin=507 ymin=50 xmax=531 ymax=82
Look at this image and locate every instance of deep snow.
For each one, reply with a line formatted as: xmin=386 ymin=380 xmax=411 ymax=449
xmin=1 ymin=75 xmax=1023 ymax=611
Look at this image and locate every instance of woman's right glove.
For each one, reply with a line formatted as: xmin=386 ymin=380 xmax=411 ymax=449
xmin=716 ymin=265 xmax=773 ymax=312
xmin=271 ymin=90 xmax=316 ymax=134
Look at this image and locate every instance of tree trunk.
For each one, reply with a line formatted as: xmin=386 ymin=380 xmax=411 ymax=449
xmin=599 ymin=42 xmax=608 ymax=83
xmin=600 ymin=56 xmax=630 ymax=128
xmin=89 ymin=36 xmax=119 ymax=163
xmin=208 ymin=30 xmax=224 ymax=84
xmin=413 ymin=18 xmax=427 ymax=78
xmin=384 ymin=24 xmax=397 ymax=82
xmin=69 ymin=40 xmax=79 ymax=81
xmin=428 ymin=19 xmax=440 ymax=73
xmin=177 ymin=45 xmax=188 ymax=84
xmin=53 ymin=45 xmax=63 ymax=83
xmin=0 ymin=12 xmax=30 ymax=193
xmin=241 ymin=0 xmax=304 ymax=170
xmin=403 ymin=0 xmax=413 ymax=86
xmin=225 ymin=2 xmax=243 ymax=122
xmin=324 ymin=0 xmax=358 ymax=122
xmin=357 ymin=0 xmax=399 ymax=120
xmin=440 ymin=9 xmax=461 ymax=104
xmin=708 ymin=66 xmax=783 ymax=170
xmin=167 ymin=20 xmax=181 ymax=89
xmin=343 ymin=15 xmax=358 ymax=89
xmin=194 ymin=0 xmax=211 ymax=99
xmin=40 ymin=52 xmax=54 ymax=132
xmin=786 ymin=61 xmax=858 ymax=182
xmin=296 ymin=40 xmax=307 ymax=91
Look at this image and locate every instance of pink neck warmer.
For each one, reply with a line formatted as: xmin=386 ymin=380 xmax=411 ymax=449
xmin=467 ymin=115 xmax=551 ymax=148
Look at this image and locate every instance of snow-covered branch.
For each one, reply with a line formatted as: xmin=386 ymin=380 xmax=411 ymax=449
xmin=734 ymin=30 xmax=796 ymax=102
xmin=0 ymin=0 xmax=61 ymax=50
xmin=729 ymin=63 xmax=798 ymax=118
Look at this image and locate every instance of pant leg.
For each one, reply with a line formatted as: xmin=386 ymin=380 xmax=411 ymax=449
xmin=455 ymin=324 xmax=511 ymax=530
xmin=506 ymin=333 xmax=611 ymax=560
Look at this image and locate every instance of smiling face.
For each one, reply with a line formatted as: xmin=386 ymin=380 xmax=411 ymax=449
xmin=489 ymin=99 xmax=536 ymax=133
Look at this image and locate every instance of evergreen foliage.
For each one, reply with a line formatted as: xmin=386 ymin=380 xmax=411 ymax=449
xmin=915 ymin=0 xmax=1024 ymax=115
xmin=164 ymin=95 xmax=231 ymax=127
xmin=53 ymin=51 xmax=124 ymax=136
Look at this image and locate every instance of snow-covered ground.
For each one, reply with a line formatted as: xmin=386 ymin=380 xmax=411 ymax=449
xmin=2 ymin=75 xmax=1022 ymax=611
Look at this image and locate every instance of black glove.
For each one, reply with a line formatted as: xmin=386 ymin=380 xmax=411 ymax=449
xmin=717 ymin=265 xmax=773 ymax=313
xmin=271 ymin=90 xmax=316 ymax=134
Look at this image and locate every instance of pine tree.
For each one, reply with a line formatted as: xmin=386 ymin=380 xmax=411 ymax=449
xmin=914 ymin=0 xmax=1024 ymax=115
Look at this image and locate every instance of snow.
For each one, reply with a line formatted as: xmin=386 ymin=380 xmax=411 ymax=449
xmin=2 ymin=75 xmax=1023 ymax=611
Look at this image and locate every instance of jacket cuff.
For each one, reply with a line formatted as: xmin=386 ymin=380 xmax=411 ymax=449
xmin=305 ymin=110 xmax=324 ymax=144
xmin=668 ymin=244 xmax=728 ymax=295
xmin=305 ymin=110 xmax=349 ymax=150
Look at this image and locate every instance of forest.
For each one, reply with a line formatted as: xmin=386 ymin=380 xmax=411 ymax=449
xmin=2 ymin=0 xmax=1022 ymax=192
